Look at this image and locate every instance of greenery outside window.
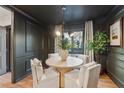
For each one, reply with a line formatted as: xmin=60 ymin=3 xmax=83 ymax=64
xmin=63 ymin=31 xmax=83 ymax=54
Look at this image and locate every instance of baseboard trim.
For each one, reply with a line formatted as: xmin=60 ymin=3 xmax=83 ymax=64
xmin=107 ymin=71 xmax=124 ymax=88
xmin=14 ymin=72 xmax=31 ymax=83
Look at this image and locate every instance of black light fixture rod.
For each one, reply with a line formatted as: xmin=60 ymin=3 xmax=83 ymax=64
xmin=61 ymin=6 xmax=66 ymax=38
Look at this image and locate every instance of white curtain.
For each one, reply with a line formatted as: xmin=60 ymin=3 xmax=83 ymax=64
xmin=84 ymin=20 xmax=94 ymax=62
xmin=54 ymin=25 xmax=62 ymax=53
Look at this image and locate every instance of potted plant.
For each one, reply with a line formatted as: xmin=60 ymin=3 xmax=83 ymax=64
xmin=58 ymin=38 xmax=74 ymax=61
xmin=88 ymin=31 xmax=109 ymax=74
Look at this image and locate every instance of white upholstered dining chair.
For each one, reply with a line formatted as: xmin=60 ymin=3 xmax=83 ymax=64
xmin=30 ymin=58 xmax=60 ymax=88
xmin=83 ymin=64 xmax=101 ymax=88
xmin=70 ymin=54 xmax=89 ymax=64
xmin=64 ymin=62 xmax=101 ymax=88
xmin=69 ymin=54 xmax=89 ymax=69
xmin=77 ymin=55 xmax=89 ymax=64
xmin=48 ymin=53 xmax=59 ymax=58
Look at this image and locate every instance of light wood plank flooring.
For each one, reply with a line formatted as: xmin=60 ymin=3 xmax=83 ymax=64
xmin=0 ymin=72 xmax=118 ymax=88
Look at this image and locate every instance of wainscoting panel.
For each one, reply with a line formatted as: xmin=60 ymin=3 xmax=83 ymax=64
xmin=15 ymin=13 xmax=25 ymax=58
xmin=107 ymin=47 xmax=124 ymax=87
xmin=13 ymin=11 xmax=47 ymax=82
xmin=15 ymin=58 xmax=26 ymax=80
xmin=104 ymin=6 xmax=124 ymax=88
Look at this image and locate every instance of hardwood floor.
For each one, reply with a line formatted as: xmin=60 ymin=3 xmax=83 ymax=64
xmin=98 ymin=73 xmax=118 ymax=88
xmin=0 ymin=72 xmax=118 ymax=88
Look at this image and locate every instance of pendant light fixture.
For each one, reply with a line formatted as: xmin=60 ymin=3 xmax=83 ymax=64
xmin=61 ymin=6 xmax=66 ymax=38
xmin=55 ymin=6 xmax=66 ymax=37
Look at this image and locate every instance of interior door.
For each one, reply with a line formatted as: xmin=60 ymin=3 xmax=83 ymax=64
xmin=0 ymin=27 xmax=6 ymax=75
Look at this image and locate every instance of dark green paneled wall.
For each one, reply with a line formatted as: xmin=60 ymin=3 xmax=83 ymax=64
xmin=107 ymin=47 xmax=124 ymax=87
xmin=13 ymin=11 xmax=47 ymax=82
xmin=47 ymin=25 xmax=55 ymax=53
xmin=105 ymin=6 xmax=124 ymax=87
xmin=92 ymin=6 xmax=124 ymax=87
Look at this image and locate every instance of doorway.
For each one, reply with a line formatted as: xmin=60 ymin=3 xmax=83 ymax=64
xmin=0 ymin=6 xmax=12 ymax=76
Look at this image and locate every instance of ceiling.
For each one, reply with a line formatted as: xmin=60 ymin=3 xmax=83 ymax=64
xmin=14 ymin=5 xmax=115 ymax=25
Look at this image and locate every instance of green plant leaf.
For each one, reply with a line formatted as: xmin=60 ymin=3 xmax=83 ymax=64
xmin=88 ymin=31 xmax=109 ymax=54
xmin=58 ymin=38 xmax=76 ymax=50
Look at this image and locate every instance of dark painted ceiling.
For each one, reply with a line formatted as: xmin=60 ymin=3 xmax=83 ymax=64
xmin=14 ymin=5 xmax=115 ymax=25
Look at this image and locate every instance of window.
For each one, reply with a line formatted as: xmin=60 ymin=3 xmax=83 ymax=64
xmin=63 ymin=31 xmax=83 ymax=54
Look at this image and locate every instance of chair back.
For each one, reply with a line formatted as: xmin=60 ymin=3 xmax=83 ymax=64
xmin=67 ymin=56 xmax=83 ymax=63
xmin=48 ymin=53 xmax=59 ymax=58
xmin=69 ymin=54 xmax=89 ymax=64
xmin=69 ymin=54 xmax=82 ymax=57
xmin=30 ymin=58 xmax=43 ymax=87
xmin=30 ymin=59 xmax=38 ymax=87
xmin=78 ymin=55 xmax=89 ymax=64
xmin=79 ymin=62 xmax=96 ymax=87
xmin=83 ymin=64 xmax=101 ymax=88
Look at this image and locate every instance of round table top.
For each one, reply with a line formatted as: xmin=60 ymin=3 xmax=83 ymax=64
xmin=46 ymin=56 xmax=83 ymax=68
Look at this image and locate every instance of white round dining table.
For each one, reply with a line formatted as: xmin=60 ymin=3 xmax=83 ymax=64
xmin=46 ymin=56 xmax=83 ymax=88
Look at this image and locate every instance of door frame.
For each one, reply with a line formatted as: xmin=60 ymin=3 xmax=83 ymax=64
xmin=1 ymin=6 xmax=15 ymax=83
xmin=10 ymin=8 xmax=15 ymax=83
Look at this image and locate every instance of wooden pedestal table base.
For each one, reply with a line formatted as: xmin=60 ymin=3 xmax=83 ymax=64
xmin=56 ymin=68 xmax=72 ymax=88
